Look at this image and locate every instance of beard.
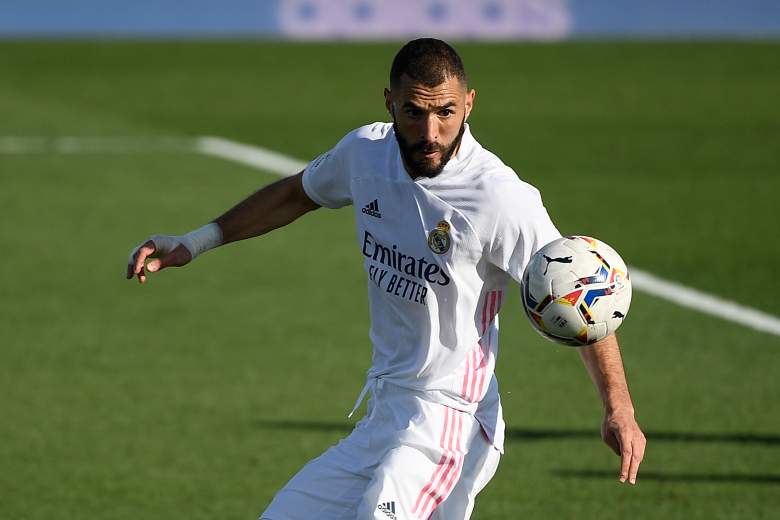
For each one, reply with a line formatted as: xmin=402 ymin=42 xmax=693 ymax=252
xmin=393 ymin=116 xmax=466 ymax=179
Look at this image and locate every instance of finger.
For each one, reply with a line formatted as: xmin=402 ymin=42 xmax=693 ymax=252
xmin=619 ymin=441 xmax=632 ymax=483
xmin=605 ymin=431 xmax=621 ymax=456
xmin=132 ymin=241 xmax=157 ymax=276
xmin=127 ymin=245 xmax=141 ymax=279
xmin=628 ymin=438 xmax=646 ymax=484
xmin=147 ymin=244 xmax=192 ymax=273
xmin=134 ymin=253 xmax=150 ymax=283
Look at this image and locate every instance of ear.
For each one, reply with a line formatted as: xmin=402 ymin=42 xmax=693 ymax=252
xmin=464 ymin=88 xmax=476 ymax=121
xmin=384 ymin=88 xmax=393 ymax=115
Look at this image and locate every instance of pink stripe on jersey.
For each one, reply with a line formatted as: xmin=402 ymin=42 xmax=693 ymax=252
xmin=472 ymin=291 xmax=492 ymax=401
xmin=473 ymin=291 xmax=498 ymax=400
xmin=468 ymin=345 xmax=480 ymax=401
xmin=464 ymin=293 xmax=485 ymax=398
xmin=482 ymin=291 xmax=489 ymax=334
xmin=462 ymin=292 xmax=490 ymax=401
xmin=486 ymin=290 xmax=502 ymax=348
xmin=465 ymin=290 xmax=505 ymax=403
xmin=461 ymin=290 xmax=505 ymax=403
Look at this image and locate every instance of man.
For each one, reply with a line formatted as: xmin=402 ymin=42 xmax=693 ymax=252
xmin=127 ymin=38 xmax=645 ymax=520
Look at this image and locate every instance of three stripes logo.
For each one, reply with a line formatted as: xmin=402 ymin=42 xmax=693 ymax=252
xmin=361 ymin=199 xmax=382 ymax=218
xmin=377 ymin=501 xmax=397 ymax=519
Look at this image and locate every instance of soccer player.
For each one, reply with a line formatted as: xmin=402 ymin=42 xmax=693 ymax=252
xmin=127 ymin=38 xmax=645 ymax=520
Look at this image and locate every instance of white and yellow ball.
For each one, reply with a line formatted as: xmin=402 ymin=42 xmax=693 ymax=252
xmin=521 ymin=236 xmax=631 ymax=346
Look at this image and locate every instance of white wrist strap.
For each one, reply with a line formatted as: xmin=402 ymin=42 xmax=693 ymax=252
xmin=178 ymin=222 xmax=223 ymax=260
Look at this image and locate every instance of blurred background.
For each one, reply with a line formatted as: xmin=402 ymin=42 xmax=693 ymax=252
xmin=2 ymin=0 xmax=780 ymax=38
xmin=1 ymin=1 xmax=778 ymax=519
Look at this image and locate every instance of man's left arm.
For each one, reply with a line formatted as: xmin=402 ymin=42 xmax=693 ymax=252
xmin=578 ymin=334 xmax=647 ymax=484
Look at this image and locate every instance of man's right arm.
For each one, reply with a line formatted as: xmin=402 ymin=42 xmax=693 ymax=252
xmin=127 ymin=171 xmax=319 ymax=283
xmin=214 ymin=171 xmax=318 ymax=244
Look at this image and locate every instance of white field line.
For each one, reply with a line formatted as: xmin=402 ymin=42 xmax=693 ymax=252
xmin=2 ymin=135 xmax=779 ymax=338
xmin=0 ymin=136 xmax=194 ymax=153
xmin=194 ymin=136 xmax=307 ymax=176
xmin=629 ymin=268 xmax=780 ymax=337
xmin=0 ymin=135 xmax=305 ymax=173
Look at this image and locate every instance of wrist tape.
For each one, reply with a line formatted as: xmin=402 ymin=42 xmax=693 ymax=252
xmin=177 ymin=222 xmax=223 ymax=259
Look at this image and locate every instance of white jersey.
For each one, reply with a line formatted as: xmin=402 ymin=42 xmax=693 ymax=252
xmin=302 ymin=122 xmax=561 ymax=452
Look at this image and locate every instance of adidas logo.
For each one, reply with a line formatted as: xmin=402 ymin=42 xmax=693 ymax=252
xmin=361 ymin=199 xmax=382 ymax=218
xmin=377 ymin=501 xmax=397 ymax=519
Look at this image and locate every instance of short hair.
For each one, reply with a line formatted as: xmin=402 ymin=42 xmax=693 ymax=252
xmin=390 ymin=38 xmax=467 ymax=89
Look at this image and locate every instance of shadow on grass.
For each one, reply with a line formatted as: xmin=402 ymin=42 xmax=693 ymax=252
xmin=504 ymin=428 xmax=780 ymax=445
xmin=553 ymin=469 xmax=780 ymax=484
xmin=252 ymin=419 xmax=780 ymax=445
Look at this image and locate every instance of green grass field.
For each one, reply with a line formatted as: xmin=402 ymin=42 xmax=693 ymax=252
xmin=1 ymin=41 xmax=778 ymax=519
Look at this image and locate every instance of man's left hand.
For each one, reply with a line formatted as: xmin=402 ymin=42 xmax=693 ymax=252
xmin=601 ymin=408 xmax=646 ymax=484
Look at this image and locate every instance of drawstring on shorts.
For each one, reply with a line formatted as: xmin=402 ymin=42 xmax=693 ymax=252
xmin=348 ymin=377 xmax=384 ymax=418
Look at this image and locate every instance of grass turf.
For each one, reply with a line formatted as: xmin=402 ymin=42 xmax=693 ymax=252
xmin=0 ymin=41 xmax=778 ymax=519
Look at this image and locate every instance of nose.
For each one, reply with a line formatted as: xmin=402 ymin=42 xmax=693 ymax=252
xmin=421 ymin=114 xmax=438 ymax=143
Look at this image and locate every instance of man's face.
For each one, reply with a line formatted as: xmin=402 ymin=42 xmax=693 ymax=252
xmin=385 ymin=74 xmax=475 ymax=178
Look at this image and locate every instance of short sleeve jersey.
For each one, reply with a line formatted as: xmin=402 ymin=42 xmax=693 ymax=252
xmin=302 ymin=123 xmax=561 ymax=452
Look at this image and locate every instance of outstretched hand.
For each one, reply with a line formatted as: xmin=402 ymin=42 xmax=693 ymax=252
xmin=126 ymin=236 xmax=193 ymax=283
xmin=602 ymin=408 xmax=646 ymax=484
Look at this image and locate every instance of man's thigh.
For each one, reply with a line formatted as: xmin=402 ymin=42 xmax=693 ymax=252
xmin=261 ymin=389 xmax=501 ymax=520
xmin=260 ymin=430 xmax=376 ymax=520
xmin=431 ymin=431 xmax=501 ymax=520
xmin=358 ymin=407 xmax=499 ymax=520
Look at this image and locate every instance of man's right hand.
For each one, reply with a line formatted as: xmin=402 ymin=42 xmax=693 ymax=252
xmin=126 ymin=235 xmax=194 ymax=284
xmin=124 ymin=172 xmax=313 ymax=284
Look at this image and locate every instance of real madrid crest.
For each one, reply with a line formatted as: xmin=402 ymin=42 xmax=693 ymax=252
xmin=427 ymin=220 xmax=451 ymax=254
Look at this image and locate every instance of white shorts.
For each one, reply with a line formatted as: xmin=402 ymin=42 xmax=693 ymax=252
xmin=260 ymin=381 xmax=501 ymax=520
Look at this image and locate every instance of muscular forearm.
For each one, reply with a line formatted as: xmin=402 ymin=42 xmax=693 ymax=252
xmin=126 ymin=171 xmax=319 ymax=283
xmin=214 ymin=171 xmax=319 ymax=244
xmin=579 ymin=333 xmax=646 ymax=484
xmin=578 ymin=334 xmax=634 ymax=414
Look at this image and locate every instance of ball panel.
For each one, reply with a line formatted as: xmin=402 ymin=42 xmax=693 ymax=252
xmin=540 ymin=298 xmax=586 ymax=341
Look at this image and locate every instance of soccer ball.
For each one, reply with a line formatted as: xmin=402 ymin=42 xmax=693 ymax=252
xmin=520 ymin=236 xmax=631 ymax=346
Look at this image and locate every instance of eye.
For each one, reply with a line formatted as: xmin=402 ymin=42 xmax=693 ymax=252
xmin=438 ymin=108 xmax=454 ymax=117
xmin=405 ymin=108 xmax=422 ymax=118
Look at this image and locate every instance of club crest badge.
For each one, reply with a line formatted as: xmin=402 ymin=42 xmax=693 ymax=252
xmin=427 ymin=220 xmax=451 ymax=254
